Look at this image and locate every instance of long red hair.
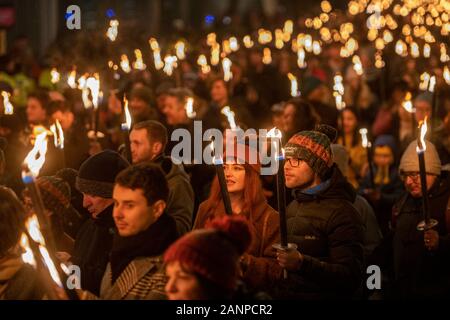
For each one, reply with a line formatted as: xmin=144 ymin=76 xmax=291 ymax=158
xmin=201 ymin=164 xmax=266 ymax=224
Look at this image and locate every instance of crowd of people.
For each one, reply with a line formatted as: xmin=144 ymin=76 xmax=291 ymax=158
xmin=1 ymin=4 xmax=450 ymax=300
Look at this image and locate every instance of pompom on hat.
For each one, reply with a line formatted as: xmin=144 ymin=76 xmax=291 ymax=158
xmin=164 ymin=215 xmax=252 ymax=291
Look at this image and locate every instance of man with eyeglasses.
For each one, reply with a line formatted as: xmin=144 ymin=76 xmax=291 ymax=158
xmin=382 ymin=140 xmax=450 ymax=299
xmin=275 ymin=125 xmax=364 ymax=299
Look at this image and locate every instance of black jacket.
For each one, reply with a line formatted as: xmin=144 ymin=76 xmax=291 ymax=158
xmin=71 ymin=204 xmax=115 ymax=296
xmin=279 ymin=165 xmax=365 ymax=299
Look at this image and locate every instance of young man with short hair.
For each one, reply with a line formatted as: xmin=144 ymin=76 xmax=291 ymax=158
xmin=276 ymin=126 xmax=364 ymax=299
xmin=82 ymin=163 xmax=178 ymax=300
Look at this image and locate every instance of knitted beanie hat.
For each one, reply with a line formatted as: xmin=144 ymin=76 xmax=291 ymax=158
xmin=223 ymin=139 xmax=261 ymax=173
xmin=399 ymin=140 xmax=441 ymax=176
xmin=164 ymin=215 xmax=252 ymax=291
xmin=76 ymin=150 xmax=130 ymax=198
xmin=36 ymin=176 xmax=71 ymax=214
xmin=284 ymin=124 xmax=337 ymax=178
xmin=374 ymin=134 xmax=396 ymax=152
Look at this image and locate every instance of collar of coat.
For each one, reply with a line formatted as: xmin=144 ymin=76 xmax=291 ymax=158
xmin=100 ymin=256 xmax=166 ymax=300
xmin=293 ymin=164 xmax=356 ymax=203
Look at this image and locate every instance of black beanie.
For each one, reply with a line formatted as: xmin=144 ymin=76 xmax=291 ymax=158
xmin=76 ymin=150 xmax=129 ymax=198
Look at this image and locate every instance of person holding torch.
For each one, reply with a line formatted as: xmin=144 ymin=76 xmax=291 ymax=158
xmin=193 ymin=140 xmax=283 ymax=292
xmin=0 ymin=186 xmax=46 ymax=299
xmin=385 ymin=139 xmax=450 ymax=298
xmin=275 ymin=124 xmax=364 ymax=299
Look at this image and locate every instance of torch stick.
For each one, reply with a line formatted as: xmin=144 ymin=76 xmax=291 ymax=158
xmin=268 ymin=128 xmax=289 ymax=279
xmin=22 ymin=132 xmax=78 ymax=299
xmin=94 ymin=105 xmax=100 ymax=142
xmin=22 ymin=228 xmax=59 ymax=300
xmin=210 ymin=140 xmax=233 ymax=215
xmin=367 ymin=146 xmax=375 ymax=188
xmin=416 ymin=117 xmax=438 ymax=231
xmin=276 ymin=149 xmax=288 ymax=247
xmin=417 ymin=149 xmax=430 ymax=225
xmin=340 ymin=111 xmax=346 ymax=147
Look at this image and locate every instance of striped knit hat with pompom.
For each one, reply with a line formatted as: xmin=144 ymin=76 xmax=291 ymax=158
xmin=284 ymin=124 xmax=337 ymax=179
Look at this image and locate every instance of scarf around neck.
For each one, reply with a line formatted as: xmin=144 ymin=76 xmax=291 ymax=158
xmin=109 ymin=213 xmax=177 ymax=284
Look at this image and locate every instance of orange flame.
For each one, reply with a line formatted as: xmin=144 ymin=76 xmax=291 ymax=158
xmin=23 ymin=132 xmax=48 ymax=177
xmin=402 ymin=92 xmax=415 ymax=113
xmin=121 ymin=97 xmax=132 ymax=130
xmin=287 ymin=73 xmax=299 ymax=97
xmin=2 ymin=91 xmax=14 ymax=115
xmin=50 ymin=120 xmax=64 ymax=149
xmin=417 ymin=116 xmax=428 ymax=152
xmin=221 ymin=106 xmax=237 ymax=130
xmin=86 ymin=73 xmax=100 ymax=109
xmin=185 ymin=97 xmax=196 ymax=119
xmin=67 ymin=69 xmax=77 ymax=89
xmin=359 ymin=128 xmax=371 ymax=148
xmin=20 ymin=215 xmax=63 ymax=288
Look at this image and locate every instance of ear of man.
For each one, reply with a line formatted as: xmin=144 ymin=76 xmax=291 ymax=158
xmin=152 ymin=199 xmax=166 ymax=220
xmin=151 ymin=141 xmax=163 ymax=157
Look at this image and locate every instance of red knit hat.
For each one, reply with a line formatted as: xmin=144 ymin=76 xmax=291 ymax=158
xmin=223 ymin=137 xmax=261 ymax=173
xmin=164 ymin=216 xmax=252 ymax=291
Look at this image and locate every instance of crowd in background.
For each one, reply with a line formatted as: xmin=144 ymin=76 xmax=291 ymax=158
xmin=1 ymin=3 xmax=450 ymax=300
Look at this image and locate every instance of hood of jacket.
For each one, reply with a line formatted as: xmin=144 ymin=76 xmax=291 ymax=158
xmin=153 ymin=154 xmax=190 ymax=183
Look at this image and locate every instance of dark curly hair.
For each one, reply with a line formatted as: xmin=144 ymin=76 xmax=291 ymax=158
xmin=114 ymin=163 xmax=169 ymax=206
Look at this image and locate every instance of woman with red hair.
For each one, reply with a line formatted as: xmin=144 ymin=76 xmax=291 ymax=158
xmin=193 ymin=142 xmax=283 ymax=291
